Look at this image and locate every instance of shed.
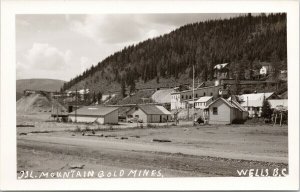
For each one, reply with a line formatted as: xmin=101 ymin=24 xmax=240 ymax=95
xmin=205 ymin=98 xmax=248 ymax=125
xmin=126 ymin=105 xmax=171 ymax=123
xmin=69 ymin=105 xmax=118 ymax=124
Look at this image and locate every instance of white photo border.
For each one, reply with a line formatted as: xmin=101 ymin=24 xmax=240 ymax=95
xmin=0 ymin=0 xmax=299 ymax=190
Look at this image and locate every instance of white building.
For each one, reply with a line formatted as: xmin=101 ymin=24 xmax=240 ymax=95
xmin=69 ymin=105 xmax=118 ymax=124
xmin=171 ymin=92 xmax=186 ymax=110
xmin=234 ymin=92 xmax=279 ymax=117
xmin=268 ymin=99 xmax=288 ymax=110
xmin=171 ymin=85 xmax=223 ymax=110
xmin=260 ymin=64 xmax=274 ymax=75
xmin=195 ymin=96 xmax=213 ymax=109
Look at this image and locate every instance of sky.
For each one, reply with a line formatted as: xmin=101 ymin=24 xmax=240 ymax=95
xmin=16 ymin=14 xmax=243 ymax=81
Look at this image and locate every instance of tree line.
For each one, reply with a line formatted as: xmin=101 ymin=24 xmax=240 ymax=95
xmin=62 ymin=13 xmax=287 ymax=94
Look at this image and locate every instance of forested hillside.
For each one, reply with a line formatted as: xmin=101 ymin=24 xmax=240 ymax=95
xmin=62 ymin=13 xmax=287 ymax=94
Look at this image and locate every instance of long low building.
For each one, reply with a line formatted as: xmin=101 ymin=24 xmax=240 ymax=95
xmin=69 ymin=105 xmax=118 ymax=124
xmin=171 ymin=85 xmax=225 ymax=110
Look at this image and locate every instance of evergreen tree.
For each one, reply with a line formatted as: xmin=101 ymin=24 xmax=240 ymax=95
xmin=97 ymin=91 xmax=102 ymax=104
xmin=130 ymin=80 xmax=136 ymax=93
xmin=92 ymin=91 xmax=97 ymax=103
xmin=60 ymin=13 xmax=287 ymax=92
xmin=261 ymin=100 xmax=272 ymax=119
xmin=121 ymin=81 xmax=126 ymax=98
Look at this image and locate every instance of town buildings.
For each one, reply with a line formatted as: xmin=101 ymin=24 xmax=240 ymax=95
xmin=170 ymin=85 xmax=225 ymax=110
xmin=234 ymin=92 xmax=279 ymax=117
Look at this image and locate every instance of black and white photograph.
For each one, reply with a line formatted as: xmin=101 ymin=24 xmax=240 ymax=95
xmin=0 ymin=0 xmax=299 ymax=190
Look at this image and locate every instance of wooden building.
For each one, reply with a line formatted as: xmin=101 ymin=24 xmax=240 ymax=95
xmin=195 ymin=96 xmax=213 ymax=109
xmin=69 ymin=105 xmax=118 ymax=124
xmin=126 ymin=105 xmax=171 ymax=123
xmin=205 ymin=98 xmax=248 ymax=125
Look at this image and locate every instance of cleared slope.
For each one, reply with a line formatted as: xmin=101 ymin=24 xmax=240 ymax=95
xmin=17 ymin=93 xmax=66 ymax=114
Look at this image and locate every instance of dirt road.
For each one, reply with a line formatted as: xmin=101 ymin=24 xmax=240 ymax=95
xmin=17 ymin=114 xmax=288 ymax=178
xmin=17 ymin=130 xmax=288 ymax=178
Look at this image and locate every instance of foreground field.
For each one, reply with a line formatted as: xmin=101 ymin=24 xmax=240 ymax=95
xmin=17 ymin=114 xmax=288 ymax=178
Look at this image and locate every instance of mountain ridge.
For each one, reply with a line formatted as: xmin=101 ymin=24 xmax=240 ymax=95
xmin=62 ymin=13 xmax=287 ymax=95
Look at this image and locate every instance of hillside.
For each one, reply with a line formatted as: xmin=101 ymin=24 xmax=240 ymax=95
xmin=62 ymin=13 xmax=287 ymax=95
xmin=16 ymin=79 xmax=65 ymax=100
xmin=17 ymin=79 xmax=65 ymax=93
xmin=17 ymin=92 xmax=66 ymax=114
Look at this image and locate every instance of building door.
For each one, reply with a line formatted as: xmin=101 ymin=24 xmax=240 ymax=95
xmin=160 ymin=115 xmax=162 ymax=123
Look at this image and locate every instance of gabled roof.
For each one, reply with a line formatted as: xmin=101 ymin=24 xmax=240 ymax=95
xmin=214 ymin=63 xmax=229 ymax=70
xmin=238 ymin=92 xmax=275 ymax=107
xmin=207 ymin=97 xmax=246 ymax=112
xmin=138 ymin=105 xmax=171 ymax=115
xmin=195 ymin=96 xmax=213 ymax=103
xmin=69 ymin=105 xmax=118 ymax=116
xmin=230 ymin=100 xmax=248 ymax=112
xmin=156 ymin=105 xmax=172 ymax=115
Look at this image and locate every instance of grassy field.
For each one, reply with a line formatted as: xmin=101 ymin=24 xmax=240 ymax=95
xmin=17 ymin=113 xmax=288 ymax=178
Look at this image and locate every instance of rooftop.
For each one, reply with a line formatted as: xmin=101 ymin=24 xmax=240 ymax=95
xmin=139 ymin=105 xmax=171 ymax=115
xmin=214 ymin=63 xmax=229 ymax=70
xmin=207 ymin=97 xmax=247 ymax=112
xmin=171 ymin=85 xmax=222 ymax=95
xmin=238 ymin=92 xmax=275 ymax=107
xmin=268 ymin=99 xmax=288 ymax=109
xmin=195 ymin=96 xmax=213 ymax=103
xmin=69 ymin=105 xmax=118 ymax=116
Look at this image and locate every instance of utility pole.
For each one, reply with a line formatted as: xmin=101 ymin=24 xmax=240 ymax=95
xmin=192 ymin=65 xmax=195 ymax=126
xmin=56 ymin=96 xmax=59 ymax=122
xmin=51 ymin=103 xmax=54 ymax=120
xmin=75 ymin=88 xmax=77 ymax=123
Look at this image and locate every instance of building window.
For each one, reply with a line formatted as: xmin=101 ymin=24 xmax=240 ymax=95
xmin=189 ymin=95 xmax=192 ymax=99
xmin=204 ymin=92 xmax=206 ymax=96
xmin=186 ymin=95 xmax=188 ymax=99
xmin=196 ymin=94 xmax=198 ymax=98
xmin=181 ymin=95 xmax=184 ymax=99
xmin=213 ymin=107 xmax=218 ymax=115
xmin=135 ymin=115 xmax=139 ymax=118
xmin=210 ymin=92 xmax=213 ymax=96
